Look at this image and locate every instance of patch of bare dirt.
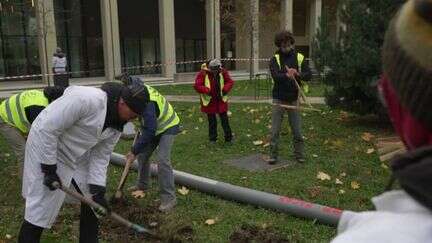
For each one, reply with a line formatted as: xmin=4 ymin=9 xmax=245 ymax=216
xmin=229 ymin=224 xmax=289 ymax=243
xmin=101 ymin=199 xmax=193 ymax=242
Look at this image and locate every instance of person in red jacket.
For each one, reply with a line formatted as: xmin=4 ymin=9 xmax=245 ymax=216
xmin=194 ymin=59 xmax=234 ymax=143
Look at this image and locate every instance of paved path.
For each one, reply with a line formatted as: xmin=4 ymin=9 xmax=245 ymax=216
xmin=166 ymin=95 xmax=326 ymax=105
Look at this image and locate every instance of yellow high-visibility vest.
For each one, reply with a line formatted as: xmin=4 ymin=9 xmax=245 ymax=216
xmin=0 ymin=90 xmax=48 ymax=134
xmin=274 ymin=53 xmax=309 ymax=94
xmin=146 ymin=85 xmax=180 ymax=135
xmin=200 ymin=73 xmax=228 ymax=106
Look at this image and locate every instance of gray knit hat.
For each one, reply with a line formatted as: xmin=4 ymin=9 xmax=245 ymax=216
xmin=208 ymin=59 xmax=222 ymax=69
xmin=382 ymin=0 xmax=432 ymax=128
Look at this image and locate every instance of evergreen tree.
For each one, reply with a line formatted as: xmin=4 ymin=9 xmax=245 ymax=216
xmin=313 ymin=0 xmax=404 ymax=115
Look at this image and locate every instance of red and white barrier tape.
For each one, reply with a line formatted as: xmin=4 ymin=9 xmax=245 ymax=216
xmin=0 ymin=58 xmax=271 ymax=81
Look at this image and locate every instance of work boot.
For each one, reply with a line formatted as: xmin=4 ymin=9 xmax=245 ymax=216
xmin=158 ymin=199 xmax=177 ymax=213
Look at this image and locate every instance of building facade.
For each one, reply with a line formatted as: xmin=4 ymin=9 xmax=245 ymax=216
xmin=0 ymin=0 xmax=337 ymax=83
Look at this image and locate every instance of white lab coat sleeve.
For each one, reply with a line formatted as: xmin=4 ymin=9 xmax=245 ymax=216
xmin=35 ymin=95 xmax=89 ymax=165
xmin=87 ymin=132 xmax=121 ymax=186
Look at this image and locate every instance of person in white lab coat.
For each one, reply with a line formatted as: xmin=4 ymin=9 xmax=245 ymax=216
xmin=17 ymin=82 xmax=144 ymax=243
xmin=331 ymin=0 xmax=432 ymax=242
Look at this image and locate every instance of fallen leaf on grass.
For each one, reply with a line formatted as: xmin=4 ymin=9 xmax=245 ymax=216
xmin=254 ymin=119 xmax=261 ymax=124
xmin=181 ymin=130 xmax=188 ymax=135
xmin=351 ymin=181 xmax=361 ymax=190
xmin=6 ymin=234 xmax=12 ymax=239
xmin=307 ymin=186 xmax=322 ymax=198
xmin=198 ymin=117 xmax=204 ymax=123
xmin=4 ymin=153 xmax=10 ymax=157
xmin=149 ymin=222 xmax=158 ymax=227
xmin=194 ymin=127 xmax=199 ymax=130
xmin=263 ymin=143 xmax=270 ymax=148
xmin=381 ymin=163 xmax=389 ymax=169
xmin=246 ymin=134 xmax=252 ymax=137
xmin=227 ymin=111 xmax=232 ymax=117
xmin=338 ymin=111 xmax=349 ymax=121
xmin=267 ymin=124 xmax=272 ymax=129
xmin=205 ymin=219 xmax=216 ymax=225
xmin=178 ymin=186 xmax=189 ymax=196
xmin=340 ymin=172 xmax=347 ymax=177
xmin=361 ymin=132 xmax=375 ymax=142
xmin=253 ymin=140 xmax=263 ymax=146
xmin=312 ymin=154 xmax=318 ymax=158
xmin=317 ymin=171 xmax=331 ymax=181
xmin=131 ymin=190 xmax=145 ymax=199
xmin=331 ymin=140 xmax=344 ymax=148
xmin=339 ymin=189 xmax=345 ymax=194
xmin=335 ymin=178 xmax=343 ymax=185
xmin=366 ymin=148 xmax=375 ymax=154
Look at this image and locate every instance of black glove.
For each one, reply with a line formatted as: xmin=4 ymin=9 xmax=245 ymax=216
xmin=41 ymin=164 xmax=62 ymax=191
xmin=89 ymin=184 xmax=110 ymax=218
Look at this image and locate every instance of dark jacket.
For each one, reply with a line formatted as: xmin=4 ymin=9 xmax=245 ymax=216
xmin=391 ymin=146 xmax=432 ymax=211
xmin=128 ymin=84 xmax=179 ymax=155
xmin=269 ymin=50 xmax=312 ymax=102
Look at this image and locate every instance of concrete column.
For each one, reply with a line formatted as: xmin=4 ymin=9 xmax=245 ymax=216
xmin=35 ymin=0 xmax=57 ymax=85
xmin=250 ymin=0 xmax=259 ymax=76
xmin=206 ymin=0 xmax=221 ymax=59
xmin=281 ymin=0 xmax=294 ymax=32
xmin=101 ymin=0 xmax=122 ymax=81
xmin=309 ymin=0 xmax=322 ymax=53
xmin=159 ymin=0 xmax=176 ymax=78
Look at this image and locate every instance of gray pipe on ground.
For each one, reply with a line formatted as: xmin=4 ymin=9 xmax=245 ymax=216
xmin=110 ymin=152 xmax=342 ymax=226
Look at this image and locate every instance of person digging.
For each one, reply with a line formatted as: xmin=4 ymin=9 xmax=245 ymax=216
xmin=268 ymin=30 xmax=312 ymax=164
xmin=18 ymin=82 xmax=139 ymax=243
xmin=119 ymin=75 xmax=181 ymax=213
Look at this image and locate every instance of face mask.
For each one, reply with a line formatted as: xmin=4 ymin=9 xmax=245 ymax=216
xmin=280 ymin=44 xmax=294 ymax=54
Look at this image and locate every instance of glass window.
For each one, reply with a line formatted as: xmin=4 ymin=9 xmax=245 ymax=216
xmin=3 ymin=37 xmax=27 ymax=76
xmin=118 ymin=0 xmax=160 ymax=75
xmin=54 ymin=0 xmax=104 ymax=78
xmin=122 ymin=38 xmax=140 ymax=75
xmin=1 ymin=0 xmax=25 ymax=36
xmin=141 ymin=38 xmax=158 ymax=74
xmin=293 ymin=0 xmax=307 ymax=36
xmin=176 ymin=38 xmax=184 ymax=73
xmin=0 ymin=0 xmax=41 ymax=80
xmin=0 ymin=38 xmax=4 ymax=77
xmin=184 ymin=40 xmax=194 ymax=72
xmin=26 ymin=36 xmax=40 ymax=75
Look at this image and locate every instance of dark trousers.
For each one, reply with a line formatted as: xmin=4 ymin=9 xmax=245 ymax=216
xmin=53 ymin=73 xmax=69 ymax=88
xmin=207 ymin=112 xmax=232 ymax=142
xmin=18 ymin=203 xmax=99 ymax=243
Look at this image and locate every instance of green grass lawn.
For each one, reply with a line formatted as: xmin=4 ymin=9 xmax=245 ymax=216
xmin=0 ymin=102 xmax=391 ymax=242
xmin=156 ymin=79 xmax=328 ymax=98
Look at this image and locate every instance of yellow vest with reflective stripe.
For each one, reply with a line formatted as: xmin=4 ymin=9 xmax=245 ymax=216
xmin=145 ymin=85 xmax=180 ymax=135
xmin=274 ymin=53 xmax=309 ymax=93
xmin=0 ymin=90 xmax=48 ymax=134
xmin=200 ymin=73 xmax=228 ymax=106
